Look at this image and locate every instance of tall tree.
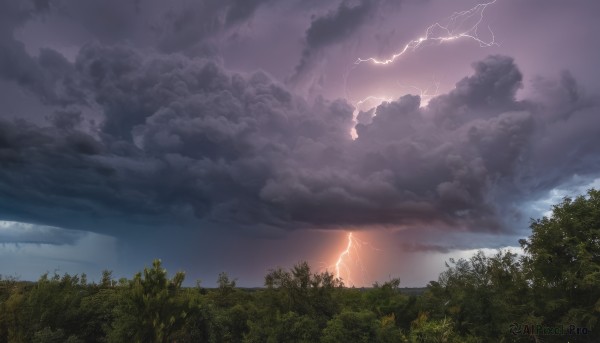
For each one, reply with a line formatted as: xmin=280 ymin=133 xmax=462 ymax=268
xmin=109 ymin=259 xmax=187 ymax=343
xmin=520 ymin=189 xmax=600 ymax=330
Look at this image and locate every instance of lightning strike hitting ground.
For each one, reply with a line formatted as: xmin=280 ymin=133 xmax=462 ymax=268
xmin=354 ymin=0 xmax=498 ymax=66
xmin=330 ymin=232 xmax=382 ymax=286
xmin=335 ymin=232 xmax=354 ymax=280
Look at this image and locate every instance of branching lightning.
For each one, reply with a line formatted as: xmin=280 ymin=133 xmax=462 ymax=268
xmin=350 ymin=96 xmax=392 ymax=138
xmin=328 ymin=2 xmax=501 ymax=277
xmin=354 ymin=0 xmax=498 ymax=66
xmin=398 ymin=80 xmax=441 ymax=107
xmin=353 ymin=81 xmax=440 ymax=112
xmin=335 ymin=232 xmax=355 ymax=280
xmin=346 ymin=0 xmax=499 ymax=139
xmin=354 ymin=95 xmax=393 ymax=112
xmin=330 ymin=232 xmax=381 ymax=286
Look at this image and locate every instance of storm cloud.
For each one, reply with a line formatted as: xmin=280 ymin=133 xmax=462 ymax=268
xmin=1 ymin=38 xmax=599 ymax=237
xmin=293 ymin=0 xmax=383 ymax=79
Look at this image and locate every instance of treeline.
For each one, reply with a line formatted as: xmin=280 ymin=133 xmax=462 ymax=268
xmin=0 ymin=190 xmax=599 ymax=342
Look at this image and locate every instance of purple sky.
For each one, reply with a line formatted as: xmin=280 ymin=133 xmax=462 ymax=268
xmin=1 ymin=0 xmax=599 ymax=287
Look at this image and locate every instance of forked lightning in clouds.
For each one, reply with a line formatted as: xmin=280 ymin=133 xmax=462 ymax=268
xmin=354 ymin=0 xmax=498 ymax=66
xmin=340 ymin=1 xmax=501 ymax=275
xmin=348 ymin=0 xmax=499 ymax=139
xmin=355 ymin=95 xmax=393 ymax=110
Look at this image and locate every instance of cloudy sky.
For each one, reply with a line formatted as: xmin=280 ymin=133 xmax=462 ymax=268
xmin=1 ymin=0 xmax=599 ymax=287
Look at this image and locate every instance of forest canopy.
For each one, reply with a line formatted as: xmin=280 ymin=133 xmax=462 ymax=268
xmin=1 ymin=190 xmax=599 ymax=342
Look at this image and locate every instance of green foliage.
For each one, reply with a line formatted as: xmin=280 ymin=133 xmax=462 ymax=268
xmin=366 ymin=278 xmax=416 ymax=331
xmin=24 ymin=273 xmax=89 ymax=342
xmin=424 ymin=250 xmax=529 ymax=340
xmin=0 ymin=189 xmax=598 ymax=342
xmin=322 ymin=310 xmax=380 ymax=343
xmin=31 ymin=327 xmax=83 ymax=343
xmin=520 ymin=189 xmax=600 ymax=329
xmin=262 ymin=262 xmax=343 ymax=320
xmin=245 ymin=262 xmax=344 ymax=342
xmin=409 ymin=312 xmax=456 ymax=343
xmin=0 ymin=278 xmax=29 ymax=343
xmin=378 ymin=313 xmax=407 ymax=343
xmin=170 ymin=289 xmax=216 ymax=343
xmin=245 ymin=310 xmax=319 ymax=343
xmin=108 ymin=259 xmax=187 ymax=343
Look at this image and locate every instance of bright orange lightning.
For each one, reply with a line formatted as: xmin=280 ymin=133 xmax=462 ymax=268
xmin=330 ymin=232 xmax=382 ymax=286
xmin=335 ymin=232 xmax=354 ymax=280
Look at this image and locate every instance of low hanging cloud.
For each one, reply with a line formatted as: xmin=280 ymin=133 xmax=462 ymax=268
xmin=1 ymin=29 xmax=599 ymax=240
xmin=0 ymin=221 xmax=85 ymax=245
xmin=0 ymin=220 xmax=118 ymax=280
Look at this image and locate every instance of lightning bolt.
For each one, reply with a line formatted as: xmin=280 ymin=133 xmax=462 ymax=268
xmin=327 ymin=1 xmax=500 ymax=276
xmin=335 ymin=232 xmax=354 ymax=281
xmin=352 ymin=81 xmax=439 ymax=112
xmin=350 ymin=96 xmax=391 ymax=139
xmin=397 ymin=80 xmax=441 ymax=107
xmin=355 ymin=95 xmax=393 ymax=109
xmin=346 ymin=1 xmax=498 ymax=139
xmin=354 ymin=0 xmax=498 ymax=66
xmin=330 ymin=232 xmax=382 ymax=286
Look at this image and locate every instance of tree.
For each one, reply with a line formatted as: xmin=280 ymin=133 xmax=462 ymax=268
xmin=409 ymin=312 xmax=456 ymax=343
xmin=321 ymin=310 xmax=380 ymax=343
xmin=22 ymin=273 xmax=89 ymax=342
xmin=0 ymin=277 xmax=28 ymax=343
xmin=263 ymin=262 xmax=342 ymax=316
xmin=418 ymin=249 xmax=530 ymax=341
xmin=108 ymin=259 xmax=187 ymax=343
xmin=520 ymin=188 xmax=600 ymax=330
xmin=100 ymin=270 xmax=114 ymax=288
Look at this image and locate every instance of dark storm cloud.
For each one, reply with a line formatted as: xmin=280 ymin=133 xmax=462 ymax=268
xmin=225 ymin=0 xmax=274 ymax=26
xmin=1 ymin=43 xmax=354 ymax=234
xmin=153 ymin=0 xmax=273 ymax=54
xmin=0 ymin=42 xmax=85 ymax=105
xmin=13 ymin=0 xmax=274 ymax=57
xmin=0 ymin=1 xmax=45 ymax=97
xmin=50 ymin=0 xmax=142 ymax=43
xmin=0 ymin=0 xmax=599 ymax=236
xmin=154 ymin=0 xmax=229 ymax=54
xmin=2 ymin=27 xmax=600 ymax=239
xmin=305 ymin=0 xmax=377 ymax=50
xmin=428 ymin=55 xmax=525 ymax=129
xmin=0 ymin=1 xmax=86 ymax=106
xmin=525 ymin=72 xmax=600 ymax=193
xmin=294 ymin=0 xmax=382 ymax=76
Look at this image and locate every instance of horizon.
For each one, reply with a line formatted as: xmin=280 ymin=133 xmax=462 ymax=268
xmin=1 ymin=0 xmax=600 ymax=289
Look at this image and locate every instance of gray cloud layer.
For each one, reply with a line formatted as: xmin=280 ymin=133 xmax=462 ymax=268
xmin=294 ymin=0 xmax=382 ymax=78
xmin=1 ymin=35 xmax=598 ymax=238
xmin=1 ymin=0 xmax=599 ymax=246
